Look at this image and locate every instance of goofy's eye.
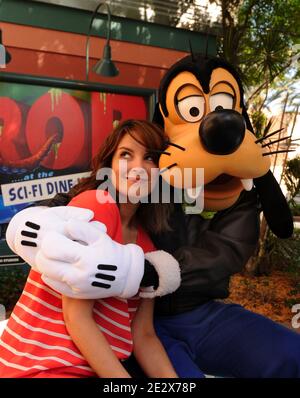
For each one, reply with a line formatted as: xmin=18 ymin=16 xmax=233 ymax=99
xmin=209 ymin=93 xmax=234 ymax=111
xmin=177 ymin=96 xmax=205 ymax=123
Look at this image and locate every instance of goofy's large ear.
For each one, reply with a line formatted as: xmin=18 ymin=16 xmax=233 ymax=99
xmin=254 ymin=170 xmax=293 ymax=238
xmin=152 ymin=103 xmax=164 ymax=128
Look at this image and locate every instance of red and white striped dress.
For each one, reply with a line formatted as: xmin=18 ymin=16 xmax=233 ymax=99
xmin=0 ymin=190 xmax=155 ymax=378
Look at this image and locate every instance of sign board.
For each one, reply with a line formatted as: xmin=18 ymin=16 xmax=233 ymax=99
xmin=0 ymin=74 xmax=155 ymax=266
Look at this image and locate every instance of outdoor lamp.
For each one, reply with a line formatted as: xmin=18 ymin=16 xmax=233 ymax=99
xmin=0 ymin=29 xmax=11 ymax=68
xmin=85 ymin=2 xmax=119 ymax=80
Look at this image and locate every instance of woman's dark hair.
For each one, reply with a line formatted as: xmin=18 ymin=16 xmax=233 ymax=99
xmin=70 ymin=119 xmax=173 ymax=234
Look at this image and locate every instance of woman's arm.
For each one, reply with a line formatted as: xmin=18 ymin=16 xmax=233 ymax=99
xmin=62 ymin=296 xmax=131 ymax=378
xmin=131 ymin=298 xmax=178 ymax=378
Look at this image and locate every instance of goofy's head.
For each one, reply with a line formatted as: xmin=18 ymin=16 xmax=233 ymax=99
xmin=154 ymin=54 xmax=293 ymax=238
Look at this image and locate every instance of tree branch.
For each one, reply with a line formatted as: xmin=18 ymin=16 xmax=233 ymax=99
xmin=246 ymin=58 xmax=296 ymax=105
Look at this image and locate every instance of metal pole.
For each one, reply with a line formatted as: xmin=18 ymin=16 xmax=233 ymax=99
xmin=85 ymin=2 xmax=112 ymax=81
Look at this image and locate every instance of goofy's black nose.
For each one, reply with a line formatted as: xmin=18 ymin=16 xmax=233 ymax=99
xmin=199 ymin=109 xmax=246 ymax=155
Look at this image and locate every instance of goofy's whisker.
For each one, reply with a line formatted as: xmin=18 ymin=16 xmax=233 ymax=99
xmin=165 ymin=141 xmax=186 ymax=151
xmin=263 ymin=149 xmax=295 ymax=156
xmin=255 ymin=128 xmax=285 ymax=144
xmin=261 ymin=135 xmax=292 ymax=148
xmin=159 ymin=163 xmax=178 ymax=174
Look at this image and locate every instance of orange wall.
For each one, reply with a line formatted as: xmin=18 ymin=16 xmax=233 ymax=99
xmin=2 ymin=22 xmax=188 ymax=89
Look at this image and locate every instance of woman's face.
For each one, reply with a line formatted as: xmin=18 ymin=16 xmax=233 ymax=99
xmin=111 ymin=131 xmax=159 ymax=202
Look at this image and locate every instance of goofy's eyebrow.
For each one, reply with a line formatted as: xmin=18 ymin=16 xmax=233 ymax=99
xmin=176 ymin=84 xmax=203 ymax=102
xmin=210 ymin=81 xmax=236 ymax=97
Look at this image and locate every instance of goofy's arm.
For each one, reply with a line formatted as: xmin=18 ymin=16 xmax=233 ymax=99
xmin=6 ymin=193 xmax=180 ymax=299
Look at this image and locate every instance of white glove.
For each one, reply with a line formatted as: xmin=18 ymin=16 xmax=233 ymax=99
xmin=36 ymin=218 xmax=145 ymax=299
xmin=6 ymin=206 xmax=96 ymax=270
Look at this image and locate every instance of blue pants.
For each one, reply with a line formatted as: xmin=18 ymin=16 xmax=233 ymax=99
xmin=154 ymin=301 xmax=300 ymax=378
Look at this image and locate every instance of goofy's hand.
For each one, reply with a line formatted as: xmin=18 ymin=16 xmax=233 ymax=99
xmin=36 ymin=218 xmax=145 ymax=299
xmin=6 ymin=206 xmax=95 ymax=270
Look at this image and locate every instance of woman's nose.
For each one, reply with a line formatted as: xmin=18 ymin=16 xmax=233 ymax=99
xmin=130 ymin=157 xmax=145 ymax=170
xmin=199 ymin=109 xmax=246 ymax=155
xmin=128 ymin=165 xmax=148 ymax=179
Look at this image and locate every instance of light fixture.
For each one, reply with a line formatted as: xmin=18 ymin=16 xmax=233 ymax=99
xmin=85 ymin=2 xmax=119 ymax=80
xmin=0 ymin=29 xmax=11 ymax=68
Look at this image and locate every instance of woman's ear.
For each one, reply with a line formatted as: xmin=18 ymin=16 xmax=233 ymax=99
xmin=254 ymin=170 xmax=294 ymax=238
xmin=152 ymin=103 xmax=164 ymax=128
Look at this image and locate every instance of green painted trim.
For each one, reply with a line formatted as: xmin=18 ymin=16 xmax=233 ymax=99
xmin=0 ymin=71 xmax=156 ymax=96
xmin=0 ymin=0 xmax=217 ymax=55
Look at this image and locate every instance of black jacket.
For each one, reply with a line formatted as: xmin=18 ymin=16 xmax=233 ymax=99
xmin=35 ymin=189 xmax=260 ymax=316
xmin=152 ymin=190 xmax=260 ymax=315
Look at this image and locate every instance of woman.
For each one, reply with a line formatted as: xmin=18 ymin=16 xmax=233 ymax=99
xmin=0 ymin=120 xmax=178 ymax=378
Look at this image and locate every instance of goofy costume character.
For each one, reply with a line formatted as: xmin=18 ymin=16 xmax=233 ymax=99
xmin=6 ymin=54 xmax=300 ymax=377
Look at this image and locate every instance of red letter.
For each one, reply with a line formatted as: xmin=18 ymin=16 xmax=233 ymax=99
xmin=26 ymin=92 xmax=85 ymax=169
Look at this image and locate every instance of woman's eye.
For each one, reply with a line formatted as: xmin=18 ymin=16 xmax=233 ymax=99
xmin=145 ymin=154 xmax=155 ymax=162
xmin=209 ymin=93 xmax=234 ymax=111
xmin=177 ymin=95 xmax=205 ymax=123
xmin=120 ymin=151 xmax=131 ymax=159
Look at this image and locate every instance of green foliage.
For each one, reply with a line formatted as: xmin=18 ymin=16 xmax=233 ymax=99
xmin=217 ymin=0 xmax=300 ymax=99
xmin=283 ymin=156 xmax=300 ymax=206
xmin=291 ymin=204 xmax=300 ymax=216
xmin=266 ymin=229 xmax=300 ymax=275
xmin=239 ymin=0 xmax=299 ymax=85
xmin=249 ymin=109 xmax=269 ymax=136
xmin=241 ymin=6 xmax=289 ymax=81
xmin=0 ymin=265 xmax=29 ymax=315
